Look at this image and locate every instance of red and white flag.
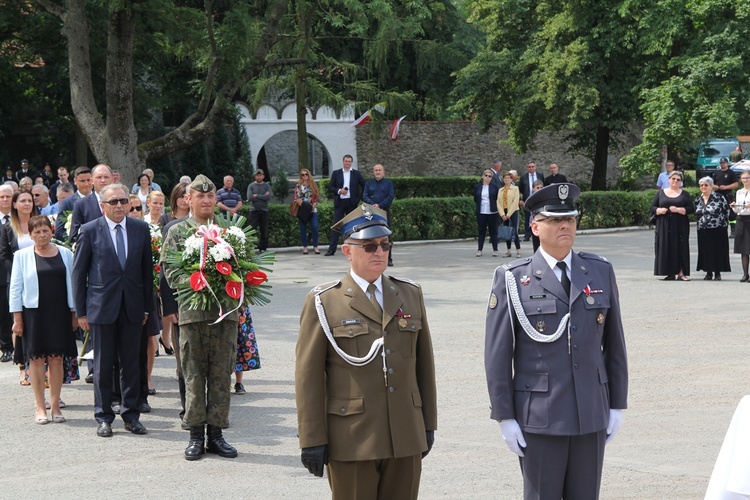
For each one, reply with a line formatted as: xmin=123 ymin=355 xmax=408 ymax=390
xmin=390 ymin=116 xmax=406 ymax=141
xmin=351 ymin=110 xmax=371 ymax=127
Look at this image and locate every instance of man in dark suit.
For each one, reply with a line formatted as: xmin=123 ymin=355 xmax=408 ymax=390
xmin=296 ymin=204 xmax=437 ymax=498
xmin=0 ymin=185 xmax=13 ymax=363
xmin=543 ymin=162 xmax=569 ymax=186
xmin=70 ymin=164 xmax=112 ymax=244
xmin=73 ymin=183 xmax=153 ymax=437
xmin=325 ymin=154 xmax=365 ymax=256
xmin=517 ymin=161 xmax=539 ymax=241
xmin=489 ymin=160 xmax=503 ymax=187
xmin=15 ymin=159 xmax=35 ymax=182
xmin=55 ymin=167 xmax=93 ymax=242
xmin=484 ymin=183 xmax=628 ymax=499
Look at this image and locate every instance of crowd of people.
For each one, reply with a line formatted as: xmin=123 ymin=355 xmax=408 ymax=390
xmin=474 ymin=160 xmax=571 ymax=257
xmin=652 ymin=157 xmax=750 ymax=282
xmin=0 ymin=161 xmax=261 ymax=460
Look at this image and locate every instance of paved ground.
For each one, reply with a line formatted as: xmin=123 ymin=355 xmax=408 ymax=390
xmin=1 ymin=227 xmax=747 ymax=499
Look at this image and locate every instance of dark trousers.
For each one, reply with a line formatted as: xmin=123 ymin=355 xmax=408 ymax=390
xmin=477 ymin=213 xmax=499 ymax=251
xmin=248 ymin=210 xmax=269 ymax=251
xmin=383 ymin=206 xmax=393 ymax=263
xmin=327 ymin=198 xmax=359 ymax=253
xmin=519 ymin=430 xmax=606 ymax=500
xmin=112 ymin=317 xmax=150 ymax=406
xmin=92 ymin=299 xmax=141 ymax=424
xmin=0 ymin=284 xmax=12 ymax=353
xmin=504 ymin=212 xmax=521 ymax=250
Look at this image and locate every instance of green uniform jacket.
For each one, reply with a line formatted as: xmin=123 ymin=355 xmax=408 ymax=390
xmin=296 ymin=273 xmax=438 ymax=462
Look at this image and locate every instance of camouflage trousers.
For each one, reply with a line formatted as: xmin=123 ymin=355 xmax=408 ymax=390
xmin=180 ymin=318 xmax=237 ymax=427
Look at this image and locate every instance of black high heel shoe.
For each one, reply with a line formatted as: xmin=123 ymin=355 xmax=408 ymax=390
xmin=159 ymin=337 xmax=174 ymax=355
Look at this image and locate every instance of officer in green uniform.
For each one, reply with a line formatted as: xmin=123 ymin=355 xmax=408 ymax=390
xmin=296 ymin=204 xmax=438 ymax=500
xmin=162 ymin=174 xmax=239 ymax=461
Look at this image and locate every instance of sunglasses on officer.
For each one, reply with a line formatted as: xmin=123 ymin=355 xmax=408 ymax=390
xmin=346 ymin=242 xmax=392 ymax=253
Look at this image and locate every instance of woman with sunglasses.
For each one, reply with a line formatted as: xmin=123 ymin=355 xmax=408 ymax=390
xmin=695 ymin=177 xmax=731 ymax=280
xmin=650 ymin=170 xmax=695 ymax=281
xmin=128 ymin=194 xmax=143 ymax=219
xmin=473 ymin=169 xmax=500 ymax=257
xmin=293 ymin=169 xmax=320 ymax=254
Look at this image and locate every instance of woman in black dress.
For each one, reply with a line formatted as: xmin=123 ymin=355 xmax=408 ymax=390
xmin=651 ymin=170 xmax=695 ymax=281
xmin=695 ymin=177 xmax=731 ymax=280
xmin=9 ymin=216 xmax=77 ymax=424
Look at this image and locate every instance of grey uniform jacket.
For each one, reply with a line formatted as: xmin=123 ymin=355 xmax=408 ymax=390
xmin=485 ymin=251 xmax=628 ymax=436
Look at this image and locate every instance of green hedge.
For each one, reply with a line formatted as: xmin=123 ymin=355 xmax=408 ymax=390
xmin=319 ymin=176 xmax=478 ymax=200
xmin=238 ymin=188 xmax=702 ymax=247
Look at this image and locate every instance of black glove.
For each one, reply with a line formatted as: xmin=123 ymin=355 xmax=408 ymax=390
xmin=301 ymin=445 xmax=329 ymax=477
xmin=422 ymin=430 xmax=435 ymax=458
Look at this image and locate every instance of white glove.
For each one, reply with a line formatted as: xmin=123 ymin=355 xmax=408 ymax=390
xmin=606 ymin=409 xmax=623 ymax=444
xmin=499 ymin=419 xmax=526 ymax=457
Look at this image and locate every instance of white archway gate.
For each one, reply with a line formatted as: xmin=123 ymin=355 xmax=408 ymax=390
xmin=235 ymin=102 xmax=359 ymax=175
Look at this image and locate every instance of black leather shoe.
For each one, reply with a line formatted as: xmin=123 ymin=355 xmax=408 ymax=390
xmin=185 ymin=426 xmax=205 ymax=461
xmin=85 ymin=373 xmax=94 ymax=384
xmin=324 ymin=250 xmax=335 ymax=256
xmin=97 ymin=422 xmax=113 ymax=437
xmin=715 ymin=273 xmax=722 ymax=281
xmin=206 ymin=425 xmax=238 ymax=458
xmin=137 ymin=402 xmax=152 ymax=413
xmin=703 ymin=273 xmax=713 ymax=280
xmin=742 ymin=275 xmax=750 ymax=283
xmin=124 ymin=420 xmax=148 ymax=435
xmin=0 ymin=351 xmax=12 ymax=363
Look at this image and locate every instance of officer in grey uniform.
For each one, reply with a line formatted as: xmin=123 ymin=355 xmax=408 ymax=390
xmin=162 ymin=174 xmax=239 ymax=461
xmin=484 ymin=183 xmax=628 ymax=500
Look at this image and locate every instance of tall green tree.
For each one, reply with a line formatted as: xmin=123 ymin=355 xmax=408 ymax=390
xmin=620 ymin=0 xmax=750 ymax=179
xmin=453 ymin=0 xmax=651 ymax=190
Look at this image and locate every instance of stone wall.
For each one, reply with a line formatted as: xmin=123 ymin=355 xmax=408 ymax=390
xmin=355 ymin=121 xmax=644 ymax=186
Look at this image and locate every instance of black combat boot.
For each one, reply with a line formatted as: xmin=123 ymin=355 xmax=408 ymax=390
xmin=206 ymin=424 xmax=238 ymax=458
xmin=185 ymin=425 xmax=205 ymax=461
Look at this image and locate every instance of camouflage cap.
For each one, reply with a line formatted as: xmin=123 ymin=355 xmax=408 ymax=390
xmin=190 ymin=174 xmax=216 ymax=193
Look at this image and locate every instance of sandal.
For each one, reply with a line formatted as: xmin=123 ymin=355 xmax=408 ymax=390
xmin=302 ymin=249 xmax=309 ymax=255
xmin=52 ymin=414 xmax=66 ymax=423
xmin=313 ymin=248 xmax=320 ymax=254
xmin=45 ymin=400 xmax=66 ymax=410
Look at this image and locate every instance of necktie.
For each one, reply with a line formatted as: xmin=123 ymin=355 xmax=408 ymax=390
xmin=556 ymin=261 xmax=571 ymax=297
xmin=367 ymin=283 xmax=382 ymax=316
xmin=115 ymin=224 xmax=126 ymax=270
xmin=2 ymin=215 xmax=8 ymax=225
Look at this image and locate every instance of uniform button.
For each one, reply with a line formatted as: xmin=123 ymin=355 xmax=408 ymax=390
xmin=536 ymin=307 xmax=542 ymax=312
xmin=348 ymin=331 xmax=353 ymax=336
xmin=386 ymin=349 xmax=392 ymax=355
xmin=597 ymin=301 xmax=601 ymax=306
xmin=383 ymin=332 xmax=388 ymax=337
xmin=388 ymin=368 xmax=394 ymax=374
xmin=574 ymin=363 xmax=580 ymax=369
xmin=411 ymin=325 xmax=416 ymax=330
xmin=571 ymin=325 xmax=577 ymax=331
xmin=389 ymin=387 xmax=395 ymax=393
xmin=340 ymin=407 xmax=346 ymax=414
xmin=525 ymin=383 xmax=530 ymax=389
xmin=573 ymin=344 xmax=579 ymax=350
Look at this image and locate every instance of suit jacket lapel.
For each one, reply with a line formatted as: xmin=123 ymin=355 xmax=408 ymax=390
xmin=570 ymin=252 xmax=591 ymax=304
xmin=342 ymin=274 xmax=382 ymax=324
xmin=99 ymin=217 xmax=118 ymax=261
xmin=531 ymin=253 xmax=568 ymax=303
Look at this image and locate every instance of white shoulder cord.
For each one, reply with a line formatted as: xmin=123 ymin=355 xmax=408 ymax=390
xmin=504 ymin=270 xmax=569 ymax=343
xmin=315 ymin=294 xmax=384 ymax=366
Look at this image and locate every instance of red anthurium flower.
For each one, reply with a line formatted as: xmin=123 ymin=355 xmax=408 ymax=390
xmin=226 ymin=281 xmax=242 ymax=299
xmin=190 ymin=271 xmax=206 ymax=291
xmin=216 ymin=262 xmax=233 ymax=275
xmin=246 ymin=270 xmax=267 ymax=286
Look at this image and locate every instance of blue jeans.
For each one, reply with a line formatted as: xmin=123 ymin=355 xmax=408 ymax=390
xmin=299 ymin=212 xmax=319 ymax=247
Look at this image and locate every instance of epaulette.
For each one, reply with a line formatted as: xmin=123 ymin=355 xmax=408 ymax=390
xmin=501 ymin=257 xmax=532 ymax=271
xmin=388 ymin=275 xmax=420 ymax=288
xmin=578 ymin=251 xmax=609 ymax=263
xmin=310 ymin=280 xmax=340 ymax=295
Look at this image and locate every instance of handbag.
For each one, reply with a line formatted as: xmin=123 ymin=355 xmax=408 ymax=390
xmin=289 ymin=199 xmax=300 ymax=217
xmin=297 ymin=201 xmax=314 ymax=223
xmin=498 ymin=224 xmax=513 ymax=242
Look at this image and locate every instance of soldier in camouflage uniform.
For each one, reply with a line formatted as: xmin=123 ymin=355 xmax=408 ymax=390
xmin=162 ymin=175 xmax=239 ymax=461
